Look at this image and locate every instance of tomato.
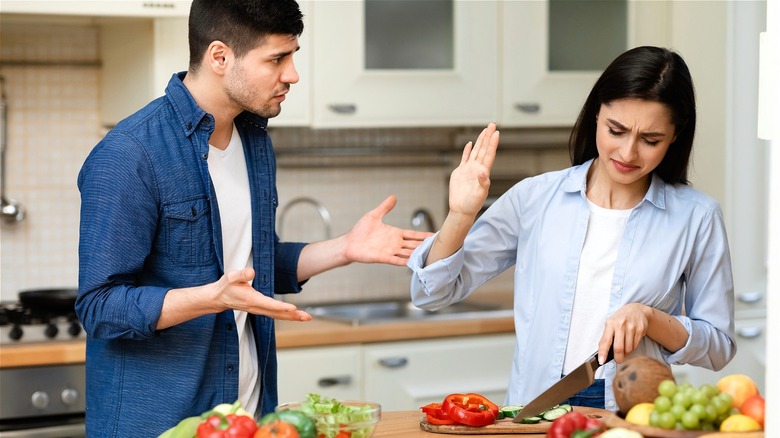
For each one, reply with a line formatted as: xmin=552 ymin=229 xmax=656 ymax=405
xmin=197 ymin=413 xmax=258 ymax=438
xmin=421 ymin=402 xmax=458 ymax=425
xmin=441 ymin=393 xmax=499 ymax=427
xmin=739 ymin=394 xmax=765 ymax=427
xmin=546 ymin=412 xmax=604 ymax=438
xmin=253 ymin=420 xmax=300 ymax=438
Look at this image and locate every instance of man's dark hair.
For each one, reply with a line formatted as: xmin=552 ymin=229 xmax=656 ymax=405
xmin=569 ymin=46 xmax=696 ymax=185
xmin=188 ymin=0 xmax=304 ymax=72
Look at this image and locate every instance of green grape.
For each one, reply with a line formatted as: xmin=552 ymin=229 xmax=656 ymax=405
xmin=649 ymin=410 xmax=662 ymax=428
xmin=658 ymin=379 xmax=677 ymax=398
xmin=701 ymin=383 xmax=719 ymax=398
xmin=691 ymin=389 xmax=709 ymax=406
xmin=712 ymin=395 xmax=731 ymax=415
xmin=681 ymin=411 xmax=700 ymax=430
xmin=654 ymin=395 xmax=672 ymax=413
xmin=704 ymin=404 xmax=718 ymax=423
xmin=719 ymin=392 xmax=733 ymax=408
xmin=689 ymin=403 xmax=707 ymax=421
xmin=658 ymin=412 xmax=676 ymax=430
xmin=672 ymin=391 xmax=692 ymax=409
xmin=670 ymin=404 xmax=687 ymax=421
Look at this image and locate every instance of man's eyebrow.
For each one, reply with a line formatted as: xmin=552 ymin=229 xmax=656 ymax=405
xmin=606 ymin=118 xmax=667 ymax=137
xmin=269 ymin=46 xmax=300 ymax=58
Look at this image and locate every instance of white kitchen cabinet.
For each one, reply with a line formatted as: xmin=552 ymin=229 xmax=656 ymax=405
xmin=673 ymin=316 xmax=766 ymax=393
xmin=273 ymin=0 xmax=311 ymax=127
xmin=309 ymin=0 xmax=498 ymax=128
xmin=0 ymin=1 xmax=191 ymax=17
xmin=100 ymin=17 xmax=189 ymax=127
xmin=276 ymin=344 xmax=363 ymax=404
xmin=363 ymin=334 xmax=515 ymax=411
xmin=500 ymin=1 xmax=672 ymax=127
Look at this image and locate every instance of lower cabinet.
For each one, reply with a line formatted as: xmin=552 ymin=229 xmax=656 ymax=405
xmin=276 ymin=344 xmax=363 ymax=403
xmin=276 ymin=333 xmax=515 ymax=410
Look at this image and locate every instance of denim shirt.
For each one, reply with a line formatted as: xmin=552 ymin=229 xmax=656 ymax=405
xmin=76 ymin=72 xmax=306 ymax=437
xmin=409 ymin=160 xmax=736 ymax=411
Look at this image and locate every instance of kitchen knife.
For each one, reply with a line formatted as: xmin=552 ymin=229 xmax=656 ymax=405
xmin=513 ymin=347 xmax=614 ymax=421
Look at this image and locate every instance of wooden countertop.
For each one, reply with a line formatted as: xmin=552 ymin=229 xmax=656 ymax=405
xmin=1 ymin=294 xmax=514 ymax=368
xmin=374 ymin=411 xmax=765 ymax=438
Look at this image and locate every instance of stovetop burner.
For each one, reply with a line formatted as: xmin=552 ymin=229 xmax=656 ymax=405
xmin=0 ymin=301 xmax=84 ymax=345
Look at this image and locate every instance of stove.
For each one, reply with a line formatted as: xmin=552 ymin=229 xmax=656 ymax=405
xmin=0 ymin=302 xmax=85 ymax=345
xmin=0 ymin=299 xmax=86 ymax=437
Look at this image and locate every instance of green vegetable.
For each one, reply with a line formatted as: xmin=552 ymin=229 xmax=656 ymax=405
xmin=498 ymin=405 xmax=523 ymax=419
xmin=157 ymin=416 xmax=201 ymax=438
xmin=260 ymin=410 xmax=316 ymax=438
xmin=298 ymin=393 xmax=376 ymax=438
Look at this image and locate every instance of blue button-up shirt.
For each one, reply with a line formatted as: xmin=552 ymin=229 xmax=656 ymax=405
xmin=409 ymin=160 xmax=736 ymax=410
xmin=76 ymin=72 xmax=306 ymax=437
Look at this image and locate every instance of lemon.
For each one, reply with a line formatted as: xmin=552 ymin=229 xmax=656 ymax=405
xmin=625 ymin=402 xmax=655 ymax=426
xmin=719 ymin=414 xmax=762 ymax=432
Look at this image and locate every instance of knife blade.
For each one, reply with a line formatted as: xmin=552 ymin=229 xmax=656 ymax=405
xmin=513 ymin=347 xmax=614 ymax=421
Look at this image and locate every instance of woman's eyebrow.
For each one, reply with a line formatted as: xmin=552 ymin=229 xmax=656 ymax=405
xmin=607 ymin=118 xmax=668 ymax=137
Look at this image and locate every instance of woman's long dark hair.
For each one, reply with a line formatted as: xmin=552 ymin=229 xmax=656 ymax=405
xmin=569 ymin=46 xmax=696 ymax=185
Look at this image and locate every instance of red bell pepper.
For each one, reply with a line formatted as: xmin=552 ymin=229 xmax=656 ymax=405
xmin=196 ymin=413 xmax=259 ymax=438
xmin=546 ymin=411 xmax=604 ymax=438
xmin=441 ymin=393 xmax=499 ymax=427
xmin=421 ymin=402 xmax=458 ymax=425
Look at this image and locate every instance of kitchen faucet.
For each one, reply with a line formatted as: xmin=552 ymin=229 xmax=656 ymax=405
xmin=277 ymin=197 xmax=332 ymax=241
xmin=411 ymin=208 xmax=436 ymax=232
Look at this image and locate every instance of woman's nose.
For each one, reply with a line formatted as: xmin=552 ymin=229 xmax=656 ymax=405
xmin=619 ymin=137 xmax=639 ymax=162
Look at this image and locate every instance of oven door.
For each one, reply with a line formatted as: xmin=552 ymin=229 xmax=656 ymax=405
xmin=0 ymin=365 xmax=85 ymax=438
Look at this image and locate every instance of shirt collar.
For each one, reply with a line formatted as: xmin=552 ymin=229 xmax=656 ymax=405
xmin=561 ymin=158 xmax=667 ymax=210
xmin=164 ymin=72 xmax=269 ymax=138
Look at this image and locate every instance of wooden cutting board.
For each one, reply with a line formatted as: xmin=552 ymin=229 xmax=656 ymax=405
xmin=603 ymin=413 xmax=764 ymax=438
xmin=419 ymin=406 xmax=611 ymax=434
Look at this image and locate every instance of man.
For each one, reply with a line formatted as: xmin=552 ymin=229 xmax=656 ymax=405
xmin=76 ymin=0 xmax=430 ymax=436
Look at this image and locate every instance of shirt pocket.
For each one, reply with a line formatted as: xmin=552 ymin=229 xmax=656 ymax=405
xmin=163 ymin=197 xmax=215 ymax=266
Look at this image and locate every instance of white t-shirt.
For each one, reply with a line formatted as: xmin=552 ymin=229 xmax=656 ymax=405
xmin=207 ymin=125 xmax=260 ymax=414
xmin=563 ymin=199 xmax=632 ymax=377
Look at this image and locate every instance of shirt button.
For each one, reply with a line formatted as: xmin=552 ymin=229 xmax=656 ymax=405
xmin=186 ymin=122 xmax=192 ymax=130
xmin=226 ymin=323 xmax=233 ymax=331
xmin=607 ymin=400 xmax=615 ymax=407
xmin=227 ymin=364 xmax=235 ymax=372
xmin=608 ymin=362 xmax=615 ymax=369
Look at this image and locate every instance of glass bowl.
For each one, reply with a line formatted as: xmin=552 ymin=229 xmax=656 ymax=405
xmin=276 ymin=399 xmax=381 ymax=438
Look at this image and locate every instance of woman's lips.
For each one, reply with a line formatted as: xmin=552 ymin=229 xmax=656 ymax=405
xmin=612 ymin=159 xmax=639 ymax=174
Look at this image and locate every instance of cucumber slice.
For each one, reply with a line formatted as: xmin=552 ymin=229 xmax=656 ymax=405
xmin=498 ymin=405 xmax=523 ymax=419
xmin=518 ymin=415 xmax=542 ymax=424
xmin=559 ymin=404 xmax=573 ymax=412
xmin=541 ymin=406 xmax=569 ymax=421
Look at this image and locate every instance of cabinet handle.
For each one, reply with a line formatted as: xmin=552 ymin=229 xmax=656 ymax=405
xmin=737 ymin=327 xmax=762 ymax=339
xmin=378 ymin=357 xmax=408 ymax=369
xmin=328 ymin=104 xmax=357 ymax=115
xmin=317 ymin=375 xmax=353 ymax=387
xmin=737 ymin=291 xmax=763 ymax=304
xmin=514 ymin=103 xmax=541 ymax=114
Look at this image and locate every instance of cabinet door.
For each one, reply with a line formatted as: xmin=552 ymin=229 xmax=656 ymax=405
xmin=363 ymin=334 xmax=514 ymax=411
xmin=673 ymin=316 xmax=766 ymax=393
xmin=500 ymin=1 xmax=671 ymax=127
xmin=276 ymin=345 xmax=362 ymax=403
xmin=310 ymin=0 xmax=498 ymax=128
xmin=1 ymin=1 xmax=191 ymax=17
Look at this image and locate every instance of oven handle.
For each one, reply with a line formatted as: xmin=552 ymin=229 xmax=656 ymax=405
xmin=0 ymin=422 xmax=85 ymax=438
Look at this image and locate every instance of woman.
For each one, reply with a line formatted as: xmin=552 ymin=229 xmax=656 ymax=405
xmin=408 ymin=46 xmax=736 ymax=410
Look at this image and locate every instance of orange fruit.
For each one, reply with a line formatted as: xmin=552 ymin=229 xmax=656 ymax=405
xmin=716 ymin=374 xmax=759 ymax=409
xmin=719 ymin=414 xmax=762 ymax=432
xmin=740 ymin=394 xmax=765 ymax=427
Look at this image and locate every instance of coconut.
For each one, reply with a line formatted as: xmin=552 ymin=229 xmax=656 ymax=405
xmin=613 ymin=355 xmax=675 ymax=415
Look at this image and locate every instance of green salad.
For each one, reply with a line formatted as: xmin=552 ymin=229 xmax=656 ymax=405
xmin=297 ymin=393 xmax=378 ymax=438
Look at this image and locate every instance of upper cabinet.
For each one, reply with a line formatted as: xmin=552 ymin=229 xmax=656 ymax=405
xmin=308 ymin=0 xmax=498 ymax=128
xmin=500 ymin=1 xmax=671 ymax=127
xmin=0 ymin=1 xmax=191 ymax=17
xmin=274 ymin=0 xmax=311 ymax=127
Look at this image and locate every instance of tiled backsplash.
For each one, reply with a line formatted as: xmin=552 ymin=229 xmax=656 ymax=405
xmin=0 ymin=21 xmax=570 ymax=305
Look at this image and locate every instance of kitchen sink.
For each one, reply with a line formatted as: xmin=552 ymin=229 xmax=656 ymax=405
xmin=303 ymin=299 xmax=513 ymax=325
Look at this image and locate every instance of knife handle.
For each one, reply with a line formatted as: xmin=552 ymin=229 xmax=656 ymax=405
xmin=604 ymin=346 xmax=614 ymax=364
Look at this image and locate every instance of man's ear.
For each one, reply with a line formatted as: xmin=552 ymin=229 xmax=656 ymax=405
xmin=206 ymin=41 xmax=231 ymax=74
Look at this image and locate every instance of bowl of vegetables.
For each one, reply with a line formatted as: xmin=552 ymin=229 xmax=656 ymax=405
xmin=276 ymin=394 xmax=381 ymax=438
